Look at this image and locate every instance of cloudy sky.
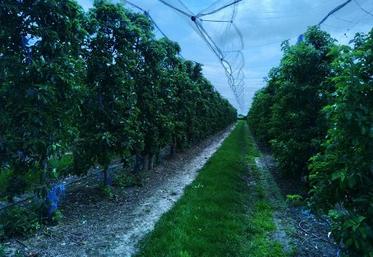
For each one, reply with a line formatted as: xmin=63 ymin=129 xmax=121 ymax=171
xmin=78 ymin=0 xmax=373 ymax=114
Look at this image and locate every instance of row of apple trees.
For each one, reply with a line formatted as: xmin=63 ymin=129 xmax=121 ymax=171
xmin=0 ymin=0 xmax=236 ymax=204
xmin=247 ymin=26 xmax=372 ymax=257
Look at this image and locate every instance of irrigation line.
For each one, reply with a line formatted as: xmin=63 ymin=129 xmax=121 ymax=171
xmin=0 ymin=196 xmax=35 ymax=212
xmin=0 ymin=161 xmax=124 ymax=212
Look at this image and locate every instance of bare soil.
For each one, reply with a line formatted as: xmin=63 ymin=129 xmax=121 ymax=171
xmin=256 ymin=154 xmax=340 ymax=257
xmin=4 ymin=126 xmax=234 ymax=257
xmin=3 ymin=127 xmax=340 ymax=257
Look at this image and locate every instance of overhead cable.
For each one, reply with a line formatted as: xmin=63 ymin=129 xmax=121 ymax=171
xmin=353 ymin=0 xmax=373 ymax=17
xmin=157 ymin=0 xmax=246 ymax=111
xmin=318 ymin=0 xmax=353 ymax=26
xmin=197 ymin=0 xmax=244 ymax=17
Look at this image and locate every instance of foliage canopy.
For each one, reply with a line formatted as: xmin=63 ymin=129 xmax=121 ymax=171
xmin=248 ymin=27 xmax=373 ymax=256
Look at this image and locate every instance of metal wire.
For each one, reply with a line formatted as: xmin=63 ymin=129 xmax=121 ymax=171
xmin=157 ymin=0 xmax=246 ymax=112
xmin=197 ymin=0 xmax=244 ymax=18
xmin=318 ymin=0 xmax=353 ymax=26
xmin=158 ymin=0 xmax=192 ymax=17
xmin=354 ymin=0 xmax=373 ymax=17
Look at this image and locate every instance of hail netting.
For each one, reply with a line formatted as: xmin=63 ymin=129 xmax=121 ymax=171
xmin=198 ymin=0 xmax=246 ymax=110
xmin=166 ymin=0 xmax=246 ymax=111
xmin=122 ymin=0 xmax=246 ymax=112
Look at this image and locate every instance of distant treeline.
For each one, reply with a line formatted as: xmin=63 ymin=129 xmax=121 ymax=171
xmin=248 ymin=27 xmax=372 ymax=257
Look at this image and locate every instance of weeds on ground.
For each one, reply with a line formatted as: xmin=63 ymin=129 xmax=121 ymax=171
xmin=0 ymin=244 xmax=5 ymax=257
xmin=0 ymin=205 xmax=41 ymax=239
xmin=286 ymin=194 xmax=304 ymax=207
xmin=243 ymin=133 xmax=288 ymax=257
xmin=51 ymin=210 xmax=64 ymax=224
xmin=48 ymin=153 xmax=74 ymax=178
xmin=100 ymin=185 xmax=114 ymax=199
xmin=0 ymin=168 xmax=12 ymax=200
xmin=113 ymin=172 xmax=142 ymax=188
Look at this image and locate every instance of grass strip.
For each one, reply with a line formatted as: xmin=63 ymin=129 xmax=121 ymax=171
xmin=136 ymin=121 xmax=288 ymax=257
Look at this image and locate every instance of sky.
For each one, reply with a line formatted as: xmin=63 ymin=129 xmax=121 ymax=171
xmin=78 ymin=0 xmax=373 ymax=114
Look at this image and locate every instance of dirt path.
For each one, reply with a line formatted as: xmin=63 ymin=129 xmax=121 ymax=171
xmin=6 ymin=126 xmax=234 ymax=257
xmin=255 ymin=154 xmax=340 ymax=257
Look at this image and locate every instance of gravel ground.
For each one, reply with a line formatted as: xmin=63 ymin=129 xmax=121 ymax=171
xmin=5 ymin=126 xmax=234 ymax=257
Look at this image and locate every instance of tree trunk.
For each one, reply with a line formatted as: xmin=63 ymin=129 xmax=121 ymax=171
xmin=170 ymin=139 xmax=176 ymax=157
xmin=148 ymin=154 xmax=154 ymax=170
xmin=134 ymin=154 xmax=142 ymax=172
xmin=155 ymin=152 xmax=160 ymax=166
xmin=41 ymin=157 xmax=48 ymax=185
xmin=103 ymin=167 xmax=110 ymax=186
xmin=143 ymin=155 xmax=149 ymax=171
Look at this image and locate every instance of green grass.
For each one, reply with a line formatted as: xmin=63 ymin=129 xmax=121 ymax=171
xmin=244 ymin=130 xmax=290 ymax=257
xmin=0 ymin=244 xmax=4 ymax=257
xmin=136 ymin=121 xmax=288 ymax=257
xmin=49 ymin=153 xmax=74 ymax=177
